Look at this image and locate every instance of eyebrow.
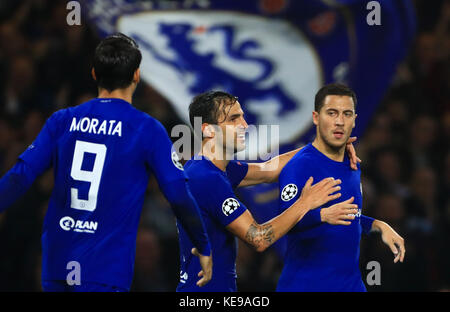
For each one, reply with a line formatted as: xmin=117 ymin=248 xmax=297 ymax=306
xmin=228 ymin=113 xmax=243 ymax=119
xmin=325 ymin=108 xmax=354 ymax=113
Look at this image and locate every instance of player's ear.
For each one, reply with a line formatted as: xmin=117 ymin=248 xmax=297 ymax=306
xmin=202 ymin=123 xmax=215 ymax=138
xmin=91 ymin=68 xmax=97 ymax=81
xmin=133 ymin=68 xmax=140 ymax=84
xmin=312 ymin=111 xmax=319 ymax=126
xmin=353 ymin=113 xmax=357 ymax=128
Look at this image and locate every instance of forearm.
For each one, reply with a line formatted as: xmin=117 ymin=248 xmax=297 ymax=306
xmin=370 ymin=219 xmax=388 ymax=233
xmin=0 ymin=160 xmax=37 ymax=213
xmin=262 ymin=148 xmax=302 ymax=183
xmin=245 ymin=199 xmax=310 ymax=252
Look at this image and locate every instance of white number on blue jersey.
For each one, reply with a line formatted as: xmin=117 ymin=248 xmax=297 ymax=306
xmin=70 ymin=140 xmax=107 ymax=212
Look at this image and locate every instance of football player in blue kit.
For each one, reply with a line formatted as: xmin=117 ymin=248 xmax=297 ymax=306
xmin=0 ymin=33 xmax=212 ymax=292
xmin=277 ymin=83 xmax=406 ymax=292
xmin=176 ymin=91 xmax=362 ymax=292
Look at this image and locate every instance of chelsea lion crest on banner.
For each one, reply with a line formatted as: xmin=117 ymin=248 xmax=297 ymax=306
xmin=117 ymin=11 xmax=321 ymax=157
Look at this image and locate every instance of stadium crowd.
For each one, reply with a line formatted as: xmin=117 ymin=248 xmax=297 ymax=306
xmin=0 ymin=0 xmax=448 ymax=291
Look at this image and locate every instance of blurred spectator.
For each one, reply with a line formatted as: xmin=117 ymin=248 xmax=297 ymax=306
xmin=131 ymin=226 xmax=171 ymax=291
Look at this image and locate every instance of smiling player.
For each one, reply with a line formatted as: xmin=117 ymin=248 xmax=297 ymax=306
xmin=176 ymin=90 xmax=361 ymax=292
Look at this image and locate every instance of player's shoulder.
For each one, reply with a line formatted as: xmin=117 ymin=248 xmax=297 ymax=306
xmin=285 ymin=144 xmax=317 ymax=169
xmin=185 ymin=159 xmax=230 ymax=187
xmin=131 ymin=109 xmax=167 ymax=132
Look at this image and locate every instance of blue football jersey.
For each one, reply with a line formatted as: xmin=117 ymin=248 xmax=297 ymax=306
xmin=18 ymin=98 xmax=194 ymax=289
xmin=176 ymin=157 xmax=248 ymax=292
xmin=276 ymin=143 xmax=374 ymax=292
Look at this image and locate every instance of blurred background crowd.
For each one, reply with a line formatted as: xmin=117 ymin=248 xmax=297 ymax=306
xmin=0 ymin=0 xmax=448 ymax=291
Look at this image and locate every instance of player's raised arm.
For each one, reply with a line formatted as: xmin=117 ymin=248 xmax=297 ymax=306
xmin=237 ymin=137 xmax=360 ymax=188
xmin=227 ymin=177 xmax=342 ymax=252
xmin=237 ymin=147 xmax=303 ymax=187
xmin=144 ymin=119 xmax=212 ymax=285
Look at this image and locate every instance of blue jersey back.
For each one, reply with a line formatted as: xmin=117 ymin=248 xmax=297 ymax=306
xmin=176 ymin=157 xmax=248 ymax=292
xmin=277 ymin=143 xmax=372 ymax=292
xmin=18 ymin=98 xmax=186 ymax=289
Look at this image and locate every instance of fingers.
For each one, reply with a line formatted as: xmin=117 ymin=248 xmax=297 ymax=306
xmin=347 ymin=137 xmax=357 ymax=144
xmin=191 ymin=248 xmax=199 ymax=257
xmin=304 ymin=176 xmax=314 ymax=188
xmin=328 ymin=193 xmax=342 ymax=201
xmin=329 ymin=185 xmax=341 ymax=194
xmin=339 ymin=196 xmax=354 ymax=204
xmin=396 ymin=238 xmax=406 ymax=263
xmin=346 ymin=137 xmax=361 ymax=170
xmin=388 ymin=242 xmax=399 ymax=262
xmin=400 ymin=244 xmax=406 ymax=263
xmin=335 ymin=220 xmax=352 ymax=225
xmin=196 ymin=275 xmax=208 ymax=287
xmin=315 ymin=177 xmax=338 ymax=188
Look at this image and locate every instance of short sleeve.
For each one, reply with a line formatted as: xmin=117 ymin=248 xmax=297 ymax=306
xmin=226 ymin=160 xmax=249 ymax=189
xmin=202 ymin=174 xmax=247 ymax=227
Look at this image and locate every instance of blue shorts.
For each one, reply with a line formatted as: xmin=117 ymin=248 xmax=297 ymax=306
xmin=42 ymin=280 xmax=128 ymax=292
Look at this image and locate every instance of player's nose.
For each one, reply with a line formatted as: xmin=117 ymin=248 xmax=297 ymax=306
xmin=335 ymin=114 xmax=345 ymax=126
xmin=240 ymin=117 xmax=249 ymax=129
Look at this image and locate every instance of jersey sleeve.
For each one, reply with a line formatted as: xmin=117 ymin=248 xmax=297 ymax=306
xmin=278 ymin=157 xmax=323 ymax=232
xmin=202 ymin=174 xmax=248 ymax=227
xmin=361 ymin=215 xmax=375 ymax=235
xmin=18 ymin=110 xmax=64 ymax=176
xmin=0 ymin=160 xmax=38 ymax=213
xmin=144 ymin=118 xmax=187 ymax=184
xmin=144 ymin=118 xmax=211 ymax=256
xmin=226 ymin=160 xmax=249 ymax=189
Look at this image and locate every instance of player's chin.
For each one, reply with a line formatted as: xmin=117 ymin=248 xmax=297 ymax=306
xmin=327 ymin=138 xmax=347 ymax=150
xmin=235 ymin=141 xmax=246 ymax=153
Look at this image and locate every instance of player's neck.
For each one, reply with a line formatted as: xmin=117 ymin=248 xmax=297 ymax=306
xmin=312 ymin=137 xmax=345 ymax=162
xmin=97 ymin=87 xmax=134 ymax=104
xmin=199 ymin=141 xmax=231 ymax=172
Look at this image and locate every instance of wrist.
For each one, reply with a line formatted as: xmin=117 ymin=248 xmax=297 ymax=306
xmin=319 ymin=208 xmax=326 ymax=222
xmin=372 ymin=219 xmax=385 ymax=232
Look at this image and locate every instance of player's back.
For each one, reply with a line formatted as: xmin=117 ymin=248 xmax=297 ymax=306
xmin=24 ymin=98 xmax=162 ymax=289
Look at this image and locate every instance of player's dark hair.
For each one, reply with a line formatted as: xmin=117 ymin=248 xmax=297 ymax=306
xmin=188 ymin=91 xmax=238 ymax=129
xmin=93 ymin=33 xmax=142 ymax=92
xmin=314 ymin=83 xmax=357 ymax=112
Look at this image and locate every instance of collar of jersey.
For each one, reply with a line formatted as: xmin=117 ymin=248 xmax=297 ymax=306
xmin=191 ymin=154 xmax=228 ymax=176
xmin=93 ymin=97 xmax=132 ymax=105
xmin=308 ymin=143 xmax=351 ymax=167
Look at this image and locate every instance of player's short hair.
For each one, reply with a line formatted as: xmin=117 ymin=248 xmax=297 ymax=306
xmin=93 ymin=33 xmax=142 ymax=92
xmin=314 ymin=83 xmax=357 ymax=112
xmin=188 ymin=91 xmax=238 ymax=128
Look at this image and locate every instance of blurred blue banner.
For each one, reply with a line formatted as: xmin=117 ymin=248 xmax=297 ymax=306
xmin=82 ymin=0 xmax=415 ymax=255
